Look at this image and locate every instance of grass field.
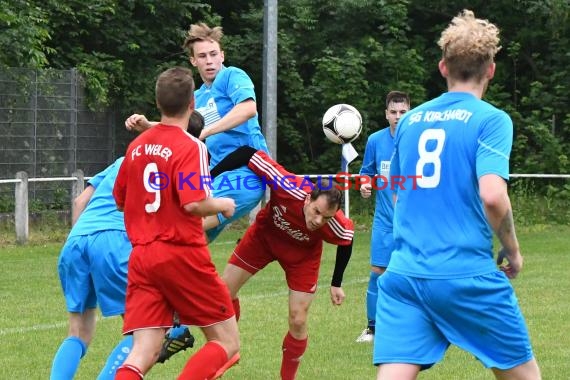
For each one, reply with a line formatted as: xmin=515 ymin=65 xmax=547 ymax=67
xmin=1 ymin=224 xmax=569 ymax=379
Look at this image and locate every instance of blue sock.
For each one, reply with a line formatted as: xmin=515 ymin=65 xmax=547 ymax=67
xmin=366 ymin=271 xmax=380 ymax=331
xmin=50 ymin=336 xmax=87 ymax=380
xmin=96 ymin=335 xmax=133 ymax=380
xmin=169 ymin=325 xmax=189 ymax=339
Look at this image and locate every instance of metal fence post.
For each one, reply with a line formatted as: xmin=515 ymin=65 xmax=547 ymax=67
xmin=70 ymin=68 xmax=78 ymax=174
xmin=15 ymin=171 xmax=29 ymax=245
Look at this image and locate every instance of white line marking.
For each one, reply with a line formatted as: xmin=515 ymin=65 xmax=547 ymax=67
xmin=210 ymin=240 xmax=237 ymax=246
xmin=0 ymin=321 xmax=67 ymax=336
xmin=0 ymin=316 xmax=104 ymax=336
xmin=0 ymin=273 xmax=367 ymax=336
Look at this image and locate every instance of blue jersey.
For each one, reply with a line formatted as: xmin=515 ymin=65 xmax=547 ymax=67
xmin=195 ymin=65 xmax=269 ymax=169
xmin=69 ymin=157 xmax=125 ymax=237
xmin=360 ymin=127 xmax=395 ymax=231
xmin=389 ymin=92 xmax=512 ymax=279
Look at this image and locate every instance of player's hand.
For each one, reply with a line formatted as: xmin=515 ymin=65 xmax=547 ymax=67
xmin=125 ymin=114 xmax=151 ymax=132
xmin=198 ymin=128 xmax=208 ymax=141
xmin=219 ymin=198 xmax=236 ymax=219
xmin=329 ymin=286 xmax=345 ymax=306
xmin=497 ymin=247 xmax=523 ymax=279
xmin=360 ymin=183 xmax=372 ymax=198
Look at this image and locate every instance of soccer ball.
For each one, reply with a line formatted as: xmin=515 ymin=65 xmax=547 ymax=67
xmin=322 ymin=104 xmax=363 ymax=144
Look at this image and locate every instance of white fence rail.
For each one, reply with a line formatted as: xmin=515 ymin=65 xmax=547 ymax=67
xmin=0 ymin=171 xmax=87 ymax=244
xmin=1 ymin=172 xmax=569 ymax=245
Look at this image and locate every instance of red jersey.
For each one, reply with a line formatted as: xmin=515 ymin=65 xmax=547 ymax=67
xmin=113 ymin=124 xmax=210 ymax=246
xmin=248 ymin=151 xmax=354 ymax=250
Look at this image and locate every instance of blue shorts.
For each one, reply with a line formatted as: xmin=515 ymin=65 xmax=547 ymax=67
xmin=206 ymin=171 xmax=264 ymax=242
xmin=58 ymin=230 xmax=131 ymax=317
xmin=373 ymin=271 xmax=535 ymax=370
xmin=370 ymin=226 xmax=394 ymax=268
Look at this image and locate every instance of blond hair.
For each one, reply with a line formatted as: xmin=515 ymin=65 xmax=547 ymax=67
xmin=183 ymin=23 xmax=224 ymax=57
xmin=438 ymin=10 xmax=501 ymax=82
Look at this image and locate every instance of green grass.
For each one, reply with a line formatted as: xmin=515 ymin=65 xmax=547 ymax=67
xmin=1 ymin=225 xmax=568 ymax=379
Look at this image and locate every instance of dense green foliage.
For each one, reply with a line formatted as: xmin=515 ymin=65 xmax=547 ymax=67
xmin=1 ymin=0 xmax=568 ymax=177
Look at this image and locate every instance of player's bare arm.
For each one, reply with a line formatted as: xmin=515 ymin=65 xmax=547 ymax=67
xmin=71 ymin=185 xmax=95 ymax=226
xmin=199 ymin=99 xmax=256 ymax=140
xmin=479 ymin=174 xmax=522 ymax=278
xmin=202 ymin=215 xmax=221 ymax=231
xmin=184 ymin=197 xmax=236 ymax=218
xmin=125 ymin=114 xmax=156 ymax=133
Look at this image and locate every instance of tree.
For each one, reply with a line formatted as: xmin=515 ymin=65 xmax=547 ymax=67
xmin=2 ymin=0 xmax=568 ymax=177
xmin=0 ymin=0 xmax=54 ymax=68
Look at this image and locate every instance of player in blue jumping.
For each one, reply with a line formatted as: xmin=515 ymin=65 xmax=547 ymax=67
xmin=126 ymin=22 xmax=268 ymax=243
xmin=50 ymin=112 xmax=206 ymax=379
xmin=373 ymin=10 xmax=541 ymax=380
xmin=188 ymin=22 xmax=269 ymax=242
xmin=124 ymin=22 xmax=269 ymax=363
xmin=355 ymin=91 xmax=410 ymax=343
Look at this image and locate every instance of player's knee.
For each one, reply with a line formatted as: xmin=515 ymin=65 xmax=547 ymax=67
xmin=492 ymin=358 xmax=541 ymax=380
xmin=287 ymin=313 xmax=308 ymax=333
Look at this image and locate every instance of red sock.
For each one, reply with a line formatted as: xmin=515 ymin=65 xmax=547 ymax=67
xmin=213 ymin=352 xmax=240 ymax=379
xmin=115 ymin=364 xmax=143 ymax=380
xmin=280 ymin=332 xmax=308 ymax=380
xmin=177 ymin=341 xmax=228 ymax=380
xmin=232 ymin=298 xmax=241 ymax=321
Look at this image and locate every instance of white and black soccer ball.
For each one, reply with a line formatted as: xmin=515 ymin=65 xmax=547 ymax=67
xmin=322 ymin=104 xmax=363 ymax=144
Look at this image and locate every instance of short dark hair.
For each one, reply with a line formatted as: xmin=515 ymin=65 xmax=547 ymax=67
xmin=309 ymin=178 xmax=342 ymax=210
xmin=155 ymin=67 xmax=195 ymax=117
xmin=386 ymin=91 xmax=410 ymax=109
xmin=187 ymin=110 xmax=204 ymax=138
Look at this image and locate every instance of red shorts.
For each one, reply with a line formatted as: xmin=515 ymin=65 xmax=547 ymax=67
xmin=229 ymin=224 xmax=322 ymax=293
xmin=123 ymin=241 xmax=234 ymax=334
